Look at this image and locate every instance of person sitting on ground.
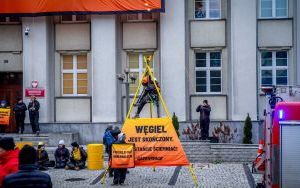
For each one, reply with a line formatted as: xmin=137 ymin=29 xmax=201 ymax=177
xmin=0 ymin=137 xmax=19 ymax=187
xmin=3 ymin=145 xmax=52 ymax=188
xmin=65 ymin=142 xmax=87 ymax=170
xmin=54 ymin=140 xmax=70 ymax=169
xmin=112 ymin=132 xmax=128 ymax=185
xmin=37 ymin=142 xmax=55 ymax=171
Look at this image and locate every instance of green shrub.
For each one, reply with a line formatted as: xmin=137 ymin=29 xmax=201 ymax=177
xmin=172 ymin=112 xmax=180 ymax=137
xmin=243 ymin=113 xmax=253 ymax=144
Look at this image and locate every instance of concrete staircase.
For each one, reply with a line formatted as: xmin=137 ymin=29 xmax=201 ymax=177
xmin=2 ymin=134 xmax=258 ymax=163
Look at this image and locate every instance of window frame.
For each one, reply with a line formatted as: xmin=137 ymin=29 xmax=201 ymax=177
xmin=260 ymin=51 xmax=289 ymax=87
xmin=0 ymin=16 xmax=21 ymax=24
xmin=61 ymin=54 xmax=88 ymax=96
xmin=195 ymin=51 xmax=222 ymax=94
xmin=126 ymin=13 xmax=154 ymax=22
xmin=259 ymin=0 xmax=288 ymax=19
xmin=127 ymin=52 xmax=155 ymax=95
xmin=60 ymin=15 xmax=88 ymax=23
xmin=194 ymin=0 xmax=222 ymax=20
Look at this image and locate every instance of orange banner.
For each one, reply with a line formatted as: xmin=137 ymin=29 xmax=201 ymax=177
xmin=111 ymin=144 xmax=135 ymax=168
xmin=0 ymin=0 xmax=164 ymax=15
xmin=122 ymin=118 xmax=189 ymax=166
xmin=0 ymin=108 xmax=11 ymax=125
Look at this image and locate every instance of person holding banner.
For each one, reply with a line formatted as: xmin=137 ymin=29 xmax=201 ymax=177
xmin=0 ymin=100 xmax=10 ymax=133
xmin=13 ymin=98 xmax=27 ymax=134
xmin=111 ymin=132 xmax=128 ymax=186
xmin=28 ymin=96 xmax=40 ymax=135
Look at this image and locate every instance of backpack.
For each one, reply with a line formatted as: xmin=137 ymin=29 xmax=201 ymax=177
xmin=103 ymin=131 xmax=115 ymax=148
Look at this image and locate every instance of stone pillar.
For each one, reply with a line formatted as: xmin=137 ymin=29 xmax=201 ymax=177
xmin=91 ymin=15 xmax=117 ymax=122
xmin=230 ymin=0 xmax=257 ymax=120
xmin=22 ymin=17 xmax=51 ymax=123
xmin=160 ymin=0 xmax=186 ymax=121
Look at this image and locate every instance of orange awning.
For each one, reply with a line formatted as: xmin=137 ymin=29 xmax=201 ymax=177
xmin=0 ymin=0 xmax=164 ymax=16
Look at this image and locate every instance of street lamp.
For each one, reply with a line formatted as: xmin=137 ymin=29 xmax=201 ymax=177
xmin=117 ymin=68 xmax=137 ymax=118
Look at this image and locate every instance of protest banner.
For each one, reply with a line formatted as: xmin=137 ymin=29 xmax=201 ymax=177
xmin=0 ymin=108 xmax=11 ymax=125
xmin=122 ymin=118 xmax=189 ymax=167
xmin=111 ymin=144 xmax=135 ymax=168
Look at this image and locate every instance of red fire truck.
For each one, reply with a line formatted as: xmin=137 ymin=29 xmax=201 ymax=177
xmin=253 ymin=86 xmax=300 ymax=188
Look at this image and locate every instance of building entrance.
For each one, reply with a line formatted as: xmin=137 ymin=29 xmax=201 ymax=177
xmin=0 ymin=72 xmax=22 ymax=133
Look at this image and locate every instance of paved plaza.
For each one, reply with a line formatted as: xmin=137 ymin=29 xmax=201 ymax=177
xmin=46 ymin=163 xmax=262 ymax=188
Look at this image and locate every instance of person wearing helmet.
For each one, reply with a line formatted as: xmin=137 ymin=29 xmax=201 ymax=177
xmin=54 ymin=140 xmax=70 ymax=169
xmin=133 ymin=73 xmax=160 ymax=118
xmin=36 ymin=142 xmax=50 ymax=171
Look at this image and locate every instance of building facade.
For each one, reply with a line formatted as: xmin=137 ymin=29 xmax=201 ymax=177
xmin=0 ymin=0 xmax=299 ymax=130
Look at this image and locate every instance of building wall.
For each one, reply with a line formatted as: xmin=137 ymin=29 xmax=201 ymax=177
xmin=1 ymin=0 xmax=300 ymax=125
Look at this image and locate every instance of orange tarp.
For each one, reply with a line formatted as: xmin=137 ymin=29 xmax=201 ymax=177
xmin=0 ymin=0 xmax=163 ymax=15
xmin=122 ymin=118 xmax=189 ymax=167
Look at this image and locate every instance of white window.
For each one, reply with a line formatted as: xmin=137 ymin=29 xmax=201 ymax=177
xmin=195 ymin=52 xmax=222 ymax=93
xmin=61 ymin=54 xmax=88 ymax=96
xmin=61 ymin=15 xmax=88 ymax=23
xmin=260 ymin=51 xmax=288 ymax=86
xmin=0 ymin=16 xmax=20 ymax=24
xmin=126 ymin=13 xmax=153 ymax=21
xmin=260 ymin=0 xmax=288 ymax=18
xmin=194 ymin=0 xmax=221 ymax=19
xmin=128 ymin=53 xmax=154 ymax=94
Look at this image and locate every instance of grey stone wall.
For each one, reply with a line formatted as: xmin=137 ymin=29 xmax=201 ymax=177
xmin=180 ymin=121 xmax=262 ymax=144
xmin=182 ymin=142 xmax=258 ymax=163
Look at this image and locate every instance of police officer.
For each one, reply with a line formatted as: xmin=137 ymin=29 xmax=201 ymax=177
xmin=28 ymin=96 xmax=40 ymax=135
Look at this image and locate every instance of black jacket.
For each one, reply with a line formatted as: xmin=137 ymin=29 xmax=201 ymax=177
xmin=3 ymin=164 xmax=52 ymax=188
xmin=196 ymin=105 xmax=211 ymax=121
xmin=54 ymin=146 xmax=70 ymax=162
xmin=13 ymin=103 xmax=27 ymax=118
xmin=28 ymin=100 xmax=40 ymax=114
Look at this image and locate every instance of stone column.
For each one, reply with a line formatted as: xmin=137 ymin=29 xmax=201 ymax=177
xmin=160 ymin=0 xmax=187 ymax=121
xmin=91 ymin=15 xmax=117 ymax=122
xmin=229 ymin=0 xmax=257 ymax=120
xmin=22 ymin=17 xmax=52 ymax=123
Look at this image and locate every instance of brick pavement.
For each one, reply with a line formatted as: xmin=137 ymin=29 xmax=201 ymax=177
xmin=46 ymin=163 xmax=261 ymax=188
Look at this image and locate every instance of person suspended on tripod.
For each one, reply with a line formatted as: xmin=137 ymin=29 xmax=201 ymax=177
xmin=133 ymin=72 xmax=160 ymax=118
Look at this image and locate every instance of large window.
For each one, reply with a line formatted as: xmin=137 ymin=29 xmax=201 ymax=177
xmin=260 ymin=0 xmax=288 ymax=18
xmin=128 ymin=53 xmax=154 ymax=94
xmin=62 ymin=54 xmax=88 ymax=96
xmin=195 ymin=52 xmax=222 ymax=93
xmin=260 ymin=51 xmax=288 ymax=86
xmin=194 ymin=0 xmax=221 ymax=19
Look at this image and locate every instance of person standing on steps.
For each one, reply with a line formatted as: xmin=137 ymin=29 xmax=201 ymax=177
xmin=13 ymin=97 xmax=27 ymax=134
xmin=28 ymin=96 xmax=40 ymax=136
xmin=196 ymin=100 xmax=211 ymax=140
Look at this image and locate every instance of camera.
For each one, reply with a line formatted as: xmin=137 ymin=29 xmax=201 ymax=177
xmin=24 ymin=26 xmax=30 ymax=36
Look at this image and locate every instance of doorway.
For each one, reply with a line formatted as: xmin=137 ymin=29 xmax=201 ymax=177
xmin=0 ymin=72 xmax=22 ymax=133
